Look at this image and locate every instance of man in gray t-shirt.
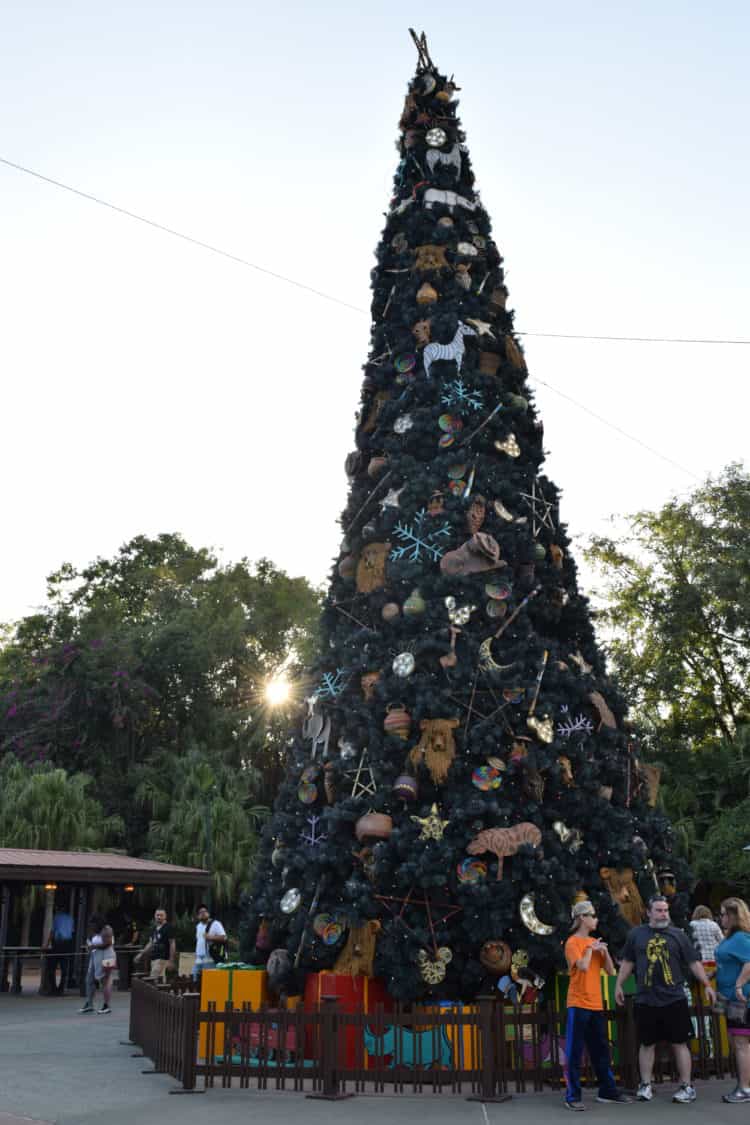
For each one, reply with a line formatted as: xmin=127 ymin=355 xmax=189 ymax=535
xmin=615 ymin=895 xmax=715 ymax=1104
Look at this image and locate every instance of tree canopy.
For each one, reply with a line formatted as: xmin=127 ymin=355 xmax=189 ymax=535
xmin=0 ymin=534 xmax=321 ymax=901
xmin=587 ymin=464 xmax=750 ymax=881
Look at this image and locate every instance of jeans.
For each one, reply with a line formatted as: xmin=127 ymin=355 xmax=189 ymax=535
xmin=192 ymin=956 xmax=215 ymax=982
xmin=47 ymin=939 xmax=73 ymax=992
xmin=565 ymin=1007 xmax=617 ymax=1103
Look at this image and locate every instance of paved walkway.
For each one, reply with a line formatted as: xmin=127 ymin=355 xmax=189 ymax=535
xmin=0 ymin=993 xmax=746 ymax=1125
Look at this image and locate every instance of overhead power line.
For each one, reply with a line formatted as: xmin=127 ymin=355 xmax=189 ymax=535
xmin=2 ymin=156 xmax=748 ymax=347
xmin=0 ymin=156 xmax=736 ymax=480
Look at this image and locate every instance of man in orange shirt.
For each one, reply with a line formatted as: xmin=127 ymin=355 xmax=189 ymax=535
xmin=564 ymin=900 xmax=632 ymax=1110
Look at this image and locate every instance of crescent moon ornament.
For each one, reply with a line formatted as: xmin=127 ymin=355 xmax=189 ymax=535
xmin=478 ymin=635 xmax=516 ymax=676
xmin=519 ymin=893 xmax=556 ymax=935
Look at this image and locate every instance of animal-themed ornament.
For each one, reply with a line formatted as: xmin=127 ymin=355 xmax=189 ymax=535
xmin=413 ymin=244 xmax=449 ymax=271
xmin=466 ymin=822 xmax=542 ymax=880
xmin=599 ymin=867 xmax=645 ymax=927
xmin=302 ymin=695 xmax=331 ymax=759
xmin=422 ymin=321 xmax=476 ymax=380
xmin=411 ymin=803 xmax=449 ymax=841
xmin=408 ymin=718 xmax=460 ymax=785
xmin=356 ymin=542 xmax=390 ymax=593
xmin=519 ymin=893 xmax=556 ymax=935
xmin=417 ymin=946 xmax=452 ymax=985
xmin=549 ymin=544 xmax=565 ymax=569
xmin=553 ymin=820 xmax=583 ymax=851
xmin=454 ymin=263 xmax=471 ymax=290
xmin=333 ymin=919 xmax=381 ymax=977
xmin=360 ymin=671 xmax=381 ymax=701
xmin=588 ymin=691 xmax=617 ymax=729
xmin=425 ymin=142 xmax=462 ymax=177
xmin=412 ymin=318 xmax=432 ymax=345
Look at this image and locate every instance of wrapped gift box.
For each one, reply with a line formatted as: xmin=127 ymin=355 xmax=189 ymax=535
xmin=303 ymin=971 xmax=391 ymax=1067
xmin=199 ymin=966 xmax=268 ymax=1058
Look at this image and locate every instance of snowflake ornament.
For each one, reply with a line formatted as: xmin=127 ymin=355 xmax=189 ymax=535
xmin=556 ymin=706 xmax=594 ymax=739
xmin=300 ymin=814 xmax=327 ymax=847
xmin=316 ymin=667 xmax=349 ymax=700
xmin=389 ymin=510 xmax=452 ymax=564
xmin=441 ymin=378 xmax=484 ymax=412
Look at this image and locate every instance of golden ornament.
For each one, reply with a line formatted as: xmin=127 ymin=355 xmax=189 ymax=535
xmin=494 ymin=434 xmax=521 ymax=458
xmin=411 ymin=803 xmax=449 ymax=841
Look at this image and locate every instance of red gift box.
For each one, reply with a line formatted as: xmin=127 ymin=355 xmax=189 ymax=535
xmin=303 ymin=971 xmax=392 ymax=1067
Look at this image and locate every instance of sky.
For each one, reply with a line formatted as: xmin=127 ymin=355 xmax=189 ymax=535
xmin=1 ymin=1 xmax=748 ymax=625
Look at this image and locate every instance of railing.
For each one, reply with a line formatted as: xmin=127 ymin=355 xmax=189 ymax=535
xmin=127 ymin=976 xmax=736 ymax=1097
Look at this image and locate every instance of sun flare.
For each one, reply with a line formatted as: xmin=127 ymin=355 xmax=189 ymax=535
xmin=265 ymin=677 xmax=291 ymax=707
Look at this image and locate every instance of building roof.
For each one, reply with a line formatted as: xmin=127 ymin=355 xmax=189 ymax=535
xmin=0 ymin=848 xmax=210 ymax=887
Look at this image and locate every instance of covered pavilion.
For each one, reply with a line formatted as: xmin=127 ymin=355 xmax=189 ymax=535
xmin=0 ymin=848 xmax=210 ymax=993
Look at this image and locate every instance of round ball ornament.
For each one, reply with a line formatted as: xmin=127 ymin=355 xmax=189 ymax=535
xmin=392 ymin=652 xmax=415 ymax=677
xmin=298 ymin=780 xmax=318 ymax=804
xmin=313 ymin=913 xmax=333 ymax=937
xmin=394 ymin=353 xmax=417 ymax=374
xmin=448 ymin=478 xmax=466 ymax=495
xmin=322 ymin=921 xmax=344 ymax=946
xmin=456 ymin=857 xmax=487 ymax=884
xmin=419 ymin=73 xmax=437 ymax=95
xmin=382 ymin=602 xmax=401 ymax=622
xmin=280 ymin=888 xmax=301 ymax=914
xmin=393 ymin=773 xmax=418 ymax=801
xmin=447 ymin=463 xmax=467 ymax=480
xmin=472 ymin=764 xmax=503 ymax=791
xmin=486 ymin=582 xmax=512 ymax=600
xmin=486 ymin=600 xmax=507 ymax=619
xmin=426 ymin=127 xmax=448 ymax=147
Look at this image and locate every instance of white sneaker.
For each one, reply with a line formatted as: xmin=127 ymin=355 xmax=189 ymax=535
xmin=636 ymin=1083 xmax=653 ymax=1101
xmin=672 ymin=1084 xmax=697 ymax=1103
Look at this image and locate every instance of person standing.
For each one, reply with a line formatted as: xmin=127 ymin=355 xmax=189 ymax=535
xmin=78 ymin=913 xmax=116 ymax=1015
xmin=563 ymin=900 xmax=632 ymax=1110
xmin=690 ymin=905 xmax=724 ymax=963
xmin=715 ymin=897 xmax=750 ymax=1104
xmin=193 ymin=904 xmax=227 ymax=982
xmin=134 ymin=908 xmax=176 ymax=982
xmin=615 ymin=894 xmax=716 ymax=1104
xmin=45 ymin=901 xmax=74 ymax=994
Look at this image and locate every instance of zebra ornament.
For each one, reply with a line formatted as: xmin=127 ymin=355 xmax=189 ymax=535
xmin=422 ymin=321 xmax=477 ymax=380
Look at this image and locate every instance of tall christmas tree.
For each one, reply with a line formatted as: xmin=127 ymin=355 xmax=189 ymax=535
xmin=242 ymin=33 xmax=682 ymax=1002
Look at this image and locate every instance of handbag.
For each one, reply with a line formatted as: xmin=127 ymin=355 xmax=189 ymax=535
xmin=101 ymin=954 xmax=117 ymax=971
xmin=726 ymin=999 xmax=748 ymax=1022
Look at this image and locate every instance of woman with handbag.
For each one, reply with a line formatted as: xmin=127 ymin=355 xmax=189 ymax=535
xmin=716 ymin=897 xmax=750 ymax=1103
xmin=78 ymin=914 xmax=116 ymax=1015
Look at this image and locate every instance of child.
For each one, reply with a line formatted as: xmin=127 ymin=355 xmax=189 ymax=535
xmin=564 ymin=900 xmax=631 ymax=1110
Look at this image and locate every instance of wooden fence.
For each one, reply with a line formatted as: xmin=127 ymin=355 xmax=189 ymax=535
xmin=126 ymin=976 xmax=737 ymax=1097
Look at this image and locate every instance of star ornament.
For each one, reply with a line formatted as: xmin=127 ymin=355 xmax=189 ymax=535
xmin=380 ymin=486 xmax=404 ymax=512
xmin=411 ymin=803 xmax=449 ymax=841
xmin=465 ymin=317 xmax=496 ymax=338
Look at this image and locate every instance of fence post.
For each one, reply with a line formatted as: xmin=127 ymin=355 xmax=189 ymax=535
xmin=169 ymin=992 xmax=205 ymax=1095
xmin=306 ymin=996 xmax=354 ymax=1100
xmin=467 ymin=995 xmax=512 ymax=1103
